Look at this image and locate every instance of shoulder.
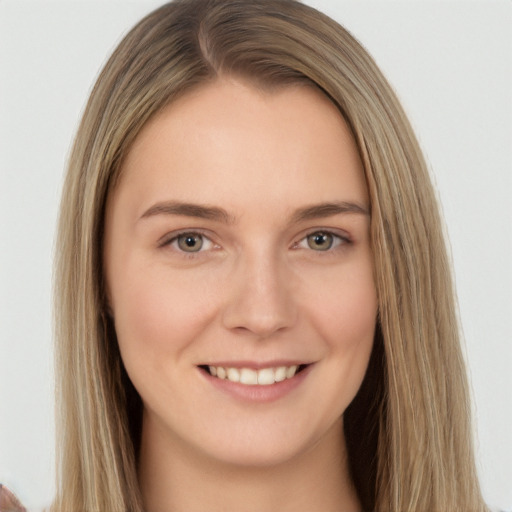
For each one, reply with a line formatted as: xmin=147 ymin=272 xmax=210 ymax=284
xmin=0 ymin=484 xmax=26 ymax=512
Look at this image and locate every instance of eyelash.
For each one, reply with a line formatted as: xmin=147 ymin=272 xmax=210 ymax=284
xmin=293 ymin=230 xmax=351 ymax=252
xmin=159 ymin=230 xmax=217 ymax=255
xmin=160 ymin=228 xmax=351 ymax=258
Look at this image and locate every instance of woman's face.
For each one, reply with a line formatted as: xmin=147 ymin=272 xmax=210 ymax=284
xmin=104 ymin=78 xmax=377 ymax=468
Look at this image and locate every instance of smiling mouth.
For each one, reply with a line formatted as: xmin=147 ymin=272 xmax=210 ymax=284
xmin=199 ymin=364 xmax=309 ymax=386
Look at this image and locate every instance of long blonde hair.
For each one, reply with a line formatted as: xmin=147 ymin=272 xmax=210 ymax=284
xmin=53 ymin=1 xmax=488 ymax=510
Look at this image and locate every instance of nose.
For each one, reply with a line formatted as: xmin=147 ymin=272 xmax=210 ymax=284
xmin=221 ymin=251 xmax=297 ymax=338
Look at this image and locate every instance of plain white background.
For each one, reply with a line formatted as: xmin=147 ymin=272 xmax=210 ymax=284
xmin=0 ymin=1 xmax=510 ymax=510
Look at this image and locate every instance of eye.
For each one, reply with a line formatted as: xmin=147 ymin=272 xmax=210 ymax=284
xmin=177 ymin=233 xmax=203 ymax=252
xmin=307 ymin=232 xmax=334 ymax=251
xmin=166 ymin=232 xmax=215 ymax=253
xmin=296 ymin=231 xmax=346 ymax=252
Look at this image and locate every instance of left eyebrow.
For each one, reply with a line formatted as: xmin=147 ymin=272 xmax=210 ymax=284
xmin=290 ymin=201 xmax=370 ymax=223
xmin=140 ymin=201 xmax=235 ymax=224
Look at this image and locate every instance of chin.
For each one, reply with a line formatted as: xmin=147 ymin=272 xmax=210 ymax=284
xmin=190 ymin=416 xmax=343 ymax=471
xmin=202 ymin=440 xmax=311 ymax=470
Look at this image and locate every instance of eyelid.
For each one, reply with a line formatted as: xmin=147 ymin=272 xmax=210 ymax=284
xmin=157 ymin=227 xmax=351 ymax=253
xmin=158 ymin=229 xmax=216 ymax=251
xmin=293 ymin=228 xmax=351 ymax=250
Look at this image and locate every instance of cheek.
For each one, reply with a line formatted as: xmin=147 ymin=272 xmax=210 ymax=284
xmin=305 ymin=260 xmax=377 ymax=350
xmin=324 ymin=291 xmax=376 ymax=413
xmin=109 ymin=262 xmax=219 ymax=378
xmin=327 ymin=284 xmax=377 ymax=345
xmin=305 ymin=261 xmax=377 ymax=401
xmin=284 ymin=262 xmax=377 ymax=439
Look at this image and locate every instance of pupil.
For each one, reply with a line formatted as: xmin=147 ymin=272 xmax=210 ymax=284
xmin=178 ymin=233 xmax=203 ymax=252
xmin=308 ymin=232 xmax=332 ymax=251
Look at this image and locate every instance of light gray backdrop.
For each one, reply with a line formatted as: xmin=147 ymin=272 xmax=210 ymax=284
xmin=0 ymin=1 xmax=510 ymax=510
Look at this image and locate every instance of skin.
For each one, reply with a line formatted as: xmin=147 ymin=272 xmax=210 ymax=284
xmin=104 ymin=77 xmax=377 ymax=512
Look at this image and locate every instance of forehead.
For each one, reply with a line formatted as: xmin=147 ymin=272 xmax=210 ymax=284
xmin=114 ymin=77 xmax=368 ymax=220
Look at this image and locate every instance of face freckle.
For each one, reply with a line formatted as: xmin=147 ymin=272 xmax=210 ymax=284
xmin=103 ymin=77 xmax=377 ymax=469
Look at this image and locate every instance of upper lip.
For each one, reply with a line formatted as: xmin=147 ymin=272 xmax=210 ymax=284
xmin=198 ymin=360 xmax=313 ymax=369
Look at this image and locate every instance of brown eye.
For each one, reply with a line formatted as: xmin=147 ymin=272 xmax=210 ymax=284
xmin=306 ymin=232 xmax=334 ymax=251
xmin=177 ymin=233 xmax=204 ymax=252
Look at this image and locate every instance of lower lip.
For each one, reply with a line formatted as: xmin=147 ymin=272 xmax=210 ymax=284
xmin=199 ymin=365 xmax=313 ymax=403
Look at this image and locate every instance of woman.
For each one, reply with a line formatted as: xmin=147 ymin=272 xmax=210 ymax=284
xmin=46 ymin=0 xmax=488 ymax=510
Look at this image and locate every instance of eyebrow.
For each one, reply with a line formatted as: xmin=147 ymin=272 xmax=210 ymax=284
xmin=140 ymin=201 xmax=235 ymax=223
xmin=290 ymin=201 xmax=369 ymax=223
xmin=140 ymin=200 xmax=369 ymax=224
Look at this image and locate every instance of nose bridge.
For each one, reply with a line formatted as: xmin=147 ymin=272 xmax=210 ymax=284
xmin=222 ymin=245 xmax=296 ymax=337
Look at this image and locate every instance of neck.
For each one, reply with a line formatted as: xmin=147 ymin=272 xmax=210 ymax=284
xmin=138 ymin=416 xmax=361 ymax=512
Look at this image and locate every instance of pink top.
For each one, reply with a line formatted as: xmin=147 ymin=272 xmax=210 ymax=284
xmin=0 ymin=485 xmax=26 ymax=512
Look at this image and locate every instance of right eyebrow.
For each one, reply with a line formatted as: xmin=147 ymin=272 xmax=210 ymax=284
xmin=139 ymin=201 xmax=235 ymax=224
xmin=290 ymin=201 xmax=370 ymax=223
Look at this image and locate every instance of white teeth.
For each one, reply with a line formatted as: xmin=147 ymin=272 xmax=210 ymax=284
xmin=286 ymin=365 xmax=298 ymax=379
xmin=206 ymin=364 xmax=302 ymax=385
xmin=257 ymin=368 xmax=275 ymax=386
xmin=240 ymin=368 xmax=258 ymax=385
xmin=274 ymin=366 xmax=287 ymax=382
xmin=227 ymin=368 xmax=240 ymax=382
